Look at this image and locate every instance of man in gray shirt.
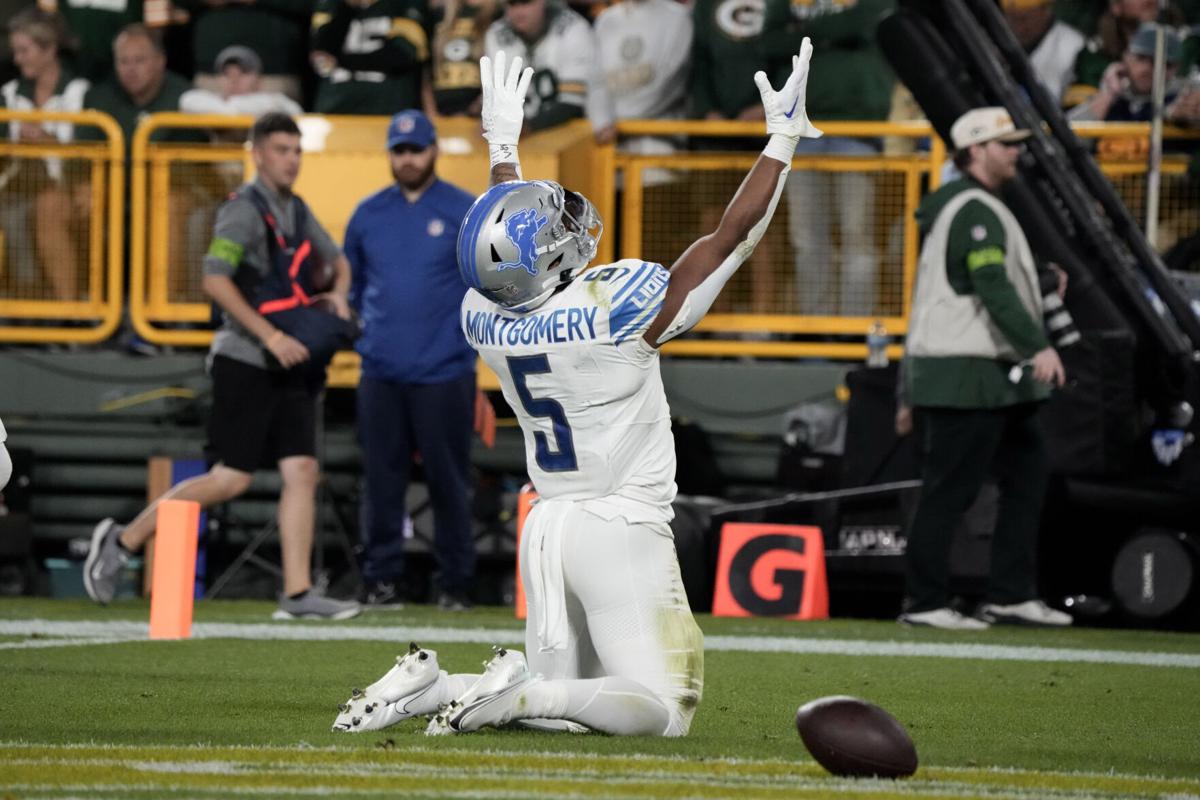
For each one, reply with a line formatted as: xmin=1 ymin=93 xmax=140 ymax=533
xmin=84 ymin=113 xmax=361 ymax=620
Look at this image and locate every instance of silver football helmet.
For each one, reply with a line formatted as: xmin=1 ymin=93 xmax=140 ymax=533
xmin=457 ymin=179 xmax=602 ymax=312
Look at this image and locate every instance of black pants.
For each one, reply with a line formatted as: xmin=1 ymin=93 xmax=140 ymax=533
xmin=903 ymin=403 xmax=1048 ymax=612
xmin=356 ymin=372 xmax=476 ymax=594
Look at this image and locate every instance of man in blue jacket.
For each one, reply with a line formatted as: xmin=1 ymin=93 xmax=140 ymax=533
xmin=346 ymin=110 xmax=478 ymax=610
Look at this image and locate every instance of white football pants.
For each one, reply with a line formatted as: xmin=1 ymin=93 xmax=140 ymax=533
xmin=516 ymin=500 xmax=705 ymax=736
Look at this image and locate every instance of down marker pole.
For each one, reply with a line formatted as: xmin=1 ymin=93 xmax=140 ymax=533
xmin=148 ymin=499 xmax=201 ymax=640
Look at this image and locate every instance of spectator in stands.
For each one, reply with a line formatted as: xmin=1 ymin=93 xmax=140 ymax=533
xmin=35 ymin=0 xmax=148 ymax=81
xmin=175 ymin=0 xmax=311 ymax=103
xmin=1003 ymin=0 xmax=1087 ymax=106
xmin=1071 ymin=0 xmax=1189 ymax=96
xmin=180 ymin=46 xmax=303 ymax=117
xmin=85 ymin=113 xmax=362 ymax=621
xmin=764 ymin=0 xmax=894 ymax=317
xmin=76 ymin=23 xmax=203 ymax=335
xmin=432 ymin=0 xmax=496 ymax=115
xmin=690 ymin=0 xmax=766 ymax=128
xmin=593 ymin=0 xmax=691 ymax=154
xmin=1069 ymin=23 xmax=1200 ymax=125
xmin=181 ymin=46 xmax=305 ymax=286
xmin=76 ymin=24 xmax=195 ymax=151
xmin=0 ymin=7 xmax=89 ymax=301
xmin=344 ymin=110 xmax=477 ymax=610
xmin=311 ymin=0 xmax=435 ymax=116
xmin=689 ymin=0 xmax=776 ymax=313
xmin=484 ymin=0 xmax=607 ymax=132
xmin=897 ymin=107 xmax=1071 ymax=631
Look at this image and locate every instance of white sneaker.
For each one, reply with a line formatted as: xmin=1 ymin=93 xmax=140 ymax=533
xmin=979 ymin=599 xmax=1072 ymax=627
xmin=898 ymin=607 xmax=990 ymax=630
xmin=423 ymin=647 xmax=538 ymax=735
xmin=332 ymin=643 xmax=444 ymax=733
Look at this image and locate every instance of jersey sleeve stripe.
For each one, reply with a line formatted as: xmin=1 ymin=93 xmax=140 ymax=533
xmin=611 ymin=263 xmax=660 ymax=310
xmin=611 ymin=264 xmax=669 ymax=342
xmin=613 ymin=299 xmax=664 ymax=345
xmin=610 ymin=262 xmax=650 ymax=305
xmin=608 ymin=266 xmax=667 ymax=336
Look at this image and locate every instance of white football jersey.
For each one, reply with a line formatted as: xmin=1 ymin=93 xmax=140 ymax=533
xmin=462 ymin=259 xmax=676 ymax=522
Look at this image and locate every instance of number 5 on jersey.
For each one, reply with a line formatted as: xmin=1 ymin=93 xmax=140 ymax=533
xmin=506 ymin=355 xmax=578 ymax=472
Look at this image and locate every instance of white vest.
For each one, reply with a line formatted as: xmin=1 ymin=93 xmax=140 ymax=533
xmin=1 ymin=75 xmax=90 ymax=183
xmin=907 ymin=188 xmax=1043 ymax=361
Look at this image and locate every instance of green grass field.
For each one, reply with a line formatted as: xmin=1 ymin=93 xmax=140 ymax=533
xmin=2 ymin=598 xmax=1199 ymax=799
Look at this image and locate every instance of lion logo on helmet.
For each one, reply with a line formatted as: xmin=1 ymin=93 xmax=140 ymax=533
xmin=497 ymin=207 xmax=548 ymax=277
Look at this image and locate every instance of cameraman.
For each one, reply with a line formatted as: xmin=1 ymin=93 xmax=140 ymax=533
xmin=84 ymin=113 xmax=361 ymax=621
xmin=896 ymin=108 xmax=1072 ymax=631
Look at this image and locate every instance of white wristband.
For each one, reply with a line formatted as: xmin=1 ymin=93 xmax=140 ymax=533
xmin=489 ymin=143 xmax=523 ymax=178
xmin=763 ymin=133 xmax=799 ymax=165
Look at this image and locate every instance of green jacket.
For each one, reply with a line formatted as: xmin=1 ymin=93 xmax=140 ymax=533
xmin=312 ymin=0 xmax=433 ymax=115
xmin=77 ymin=72 xmax=204 ymax=155
xmin=905 ymin=177 xmax=1051 ymax=409
xmin=176 ymin=0 xmax=314 ymax=77
xmin=53 ymin=0 xmax=144 ymax=82
xmin=689 ymin=0 xmax=769 ymax=118
xmin=761 ymin=0 xmax=894 ymax=121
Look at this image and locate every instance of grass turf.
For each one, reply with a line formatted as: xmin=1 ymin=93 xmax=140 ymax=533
xmin=1 ymin=599 xmax=1199 ymax=799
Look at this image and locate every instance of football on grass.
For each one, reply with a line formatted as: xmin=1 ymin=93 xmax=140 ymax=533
xmin=795 ymin=695 xmax=918 ymax=778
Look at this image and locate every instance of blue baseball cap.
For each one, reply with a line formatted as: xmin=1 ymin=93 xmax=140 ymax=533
xmin=386 ymin=110 xmax=436 ymax=150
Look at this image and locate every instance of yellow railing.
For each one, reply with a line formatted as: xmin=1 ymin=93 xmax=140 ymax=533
xmin=0 ymin=109 xmax=124 ymax=343
xmin=129 ymin=112 xmax=253 ymax=347
xmin=615 ymin=120 xmax=937 ymax=360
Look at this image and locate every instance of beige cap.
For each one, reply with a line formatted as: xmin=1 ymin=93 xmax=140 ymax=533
xmin=950 ymin=107 xmax=1032 ymax=149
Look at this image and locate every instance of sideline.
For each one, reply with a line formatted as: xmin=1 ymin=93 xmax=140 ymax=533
xmin=1 ymin=619 xmax=1198 ymax=668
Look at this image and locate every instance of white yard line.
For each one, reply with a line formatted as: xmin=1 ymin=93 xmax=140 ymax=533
xmin=0 ymin=761 xmax=1181 ymax=800
xmin=1 ymin=619 xmax=1198 ymax=668
xmin=0 ymin=636 xmax=139 ymax=651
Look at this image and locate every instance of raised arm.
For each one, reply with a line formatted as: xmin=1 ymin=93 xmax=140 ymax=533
xmin=480 ymin=51 xmax=534 ymax=186
xmin=642 ymin=38 xmax=822 ymax=348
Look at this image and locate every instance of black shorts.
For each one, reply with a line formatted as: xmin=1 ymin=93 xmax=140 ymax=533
xmin=206 ymin=356 xmax=318 ymax=473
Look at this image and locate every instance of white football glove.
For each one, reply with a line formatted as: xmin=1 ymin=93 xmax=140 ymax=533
xmin=753 ymin=37 xmax=822 ymax=139
xmin=480 ymin=51 xmax=533 ymax=146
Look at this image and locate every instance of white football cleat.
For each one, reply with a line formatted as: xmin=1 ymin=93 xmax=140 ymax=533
xmin=978 ymin=599 xmax=1072 ymax=627
xmin=332 ymin=642 xmax=444 ymax=733
xmin=423 ymin=702 xmax=457 ymax=737
xmin=423 ymin=646 xmax=538 ymax=735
